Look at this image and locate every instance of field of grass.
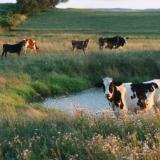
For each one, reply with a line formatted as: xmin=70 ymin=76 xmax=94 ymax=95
xmin=1 ymin=7 xmax=160 ymax=159
xmin=16 ymin=9 xmax=160 ymax=37
xmin=0 ymin=3 xmax=17 ymax=15
xmin=1 ymin=108 xmax=160 ymax=160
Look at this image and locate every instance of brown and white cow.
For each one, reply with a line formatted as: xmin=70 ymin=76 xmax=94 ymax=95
xmin=71 ymin=38 xmax=89 ymax=54
xmin=23 ymin=39 xmax=39 ymax=54
xmin=103 ymin=77 xmax=160 ymax=116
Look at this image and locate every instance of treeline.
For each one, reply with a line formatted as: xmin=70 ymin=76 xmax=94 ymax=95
xmin=0 ymin=0 xmax=68 ymax=31
xmin=17 ymin=0 xmax=68 ymax=14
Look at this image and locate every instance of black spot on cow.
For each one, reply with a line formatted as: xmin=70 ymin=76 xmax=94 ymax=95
xmin=131 ymin=82 xmax=158 ymax=109
xmin=108 ymin=81 xmax=124 ymax=109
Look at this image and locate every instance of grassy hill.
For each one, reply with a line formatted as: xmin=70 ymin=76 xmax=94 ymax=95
xmin=0 ymin=3 xmax=17 ymax=15
xmin=16 ymin=9 xmax=160 ymax=36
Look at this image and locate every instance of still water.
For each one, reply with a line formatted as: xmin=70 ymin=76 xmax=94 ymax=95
xmin=43 ymin=88 xmax=110 ymax=113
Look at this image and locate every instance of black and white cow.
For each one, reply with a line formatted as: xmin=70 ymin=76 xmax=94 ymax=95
xmin=99 ymin=36 xmax=128 ymax=50
xmin=103 ymin=77 xmax=160 ymax=115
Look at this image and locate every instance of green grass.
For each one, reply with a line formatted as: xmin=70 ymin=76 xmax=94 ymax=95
xmin=0 ymin=3 xmax=17 ymax=15
xmin=1 ymin=110 xmax=160 ymax=160
xmin=17 ymin=9 xmax=160 ymax=37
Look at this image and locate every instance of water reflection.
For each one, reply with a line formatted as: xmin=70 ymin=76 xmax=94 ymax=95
xmin=43 ymin=88 xmax=110 ymax=113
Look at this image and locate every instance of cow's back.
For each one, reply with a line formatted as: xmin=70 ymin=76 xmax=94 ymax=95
xmin=116 ymin=81 xmax=159 ymax=112
xmin=3 ymin=43 xmax=23 ymax=53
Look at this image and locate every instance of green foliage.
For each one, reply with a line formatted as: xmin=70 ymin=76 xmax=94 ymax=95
xmin=0 ymin=14 xmax=27 ymax=29
xmin=32 ymin=80 xmax=51 ymax=97
xmin=48 ymin=73 xmax=87 ymax=95
xmin=16 ymin=0 xmax=68 ymax=14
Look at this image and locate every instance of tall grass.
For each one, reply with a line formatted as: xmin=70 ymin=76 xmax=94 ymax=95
xmin=1 ymin=109 xmax=160 ymax=159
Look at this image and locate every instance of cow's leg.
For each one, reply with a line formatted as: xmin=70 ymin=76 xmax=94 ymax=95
xmin=83 ymin=48 xmax=86 ymax=54
xmin=33 ymin=46 xmax=37 ymax=54
xmin=110 ymin=45 xmax=113 ymax=49
xmin=137 ymin=104 xmax=154 ymax=114
xmin=24 ymin=47 xmax=27 ymax=55
xmin=17 ymin=52 xmax=20 ymax=57
xmin=72 ymin=47 xmax=76 ymax=54
xmin=4 ymin=52 xmax=7 ymax=58
xmin=153 ymin=105 xmax=160 ymax=113
xmin=1 ymin=51 xmax=5 ymax=58
xmin=99 ymin=45 xmax=103 ymax=50
xmin=115 ymin=45 xmax=119 ymax=49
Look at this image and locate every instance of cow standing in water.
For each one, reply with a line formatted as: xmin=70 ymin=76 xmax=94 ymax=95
xmin=71 ymin=38 xmax=89 ymax=54
xmin=23 ymin=39 xmax=39 ymax=54
xmin=103 ymin=77 xmax=160 ymax=116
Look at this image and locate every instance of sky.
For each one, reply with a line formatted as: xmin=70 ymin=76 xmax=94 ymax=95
xmin=1 ymin=0 xmax=160 ymax=9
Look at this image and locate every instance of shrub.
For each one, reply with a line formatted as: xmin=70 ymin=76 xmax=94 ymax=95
xmin=32 ymin=80 xmax=51 ymax=97
xmin=0 ymin=14 xmax=27 ymax=29
xmin=48 ymin=74 xmax=88 ymax=96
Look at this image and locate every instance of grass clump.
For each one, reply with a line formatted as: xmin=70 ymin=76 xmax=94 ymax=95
xmin=32 ymin=80 xmax=51 ymax=97
xmin=48 ymin=73 xmax=88 ymax=95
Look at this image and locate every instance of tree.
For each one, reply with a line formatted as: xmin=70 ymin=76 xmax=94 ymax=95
xmin=17 ymin=0 xmax=40 ymax=14
xmin=49 ymin=0 xmax=68 ymax=7
xmin=16 ymin=0 xmax=68 ymax=14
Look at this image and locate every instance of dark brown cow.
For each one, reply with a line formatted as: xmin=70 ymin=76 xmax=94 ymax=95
xmin=71 ymin=38 xmax=89 ymax=54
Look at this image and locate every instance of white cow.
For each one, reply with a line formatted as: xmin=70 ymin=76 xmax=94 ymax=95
xmin=103 ymin=77 xmax=160 ymax=116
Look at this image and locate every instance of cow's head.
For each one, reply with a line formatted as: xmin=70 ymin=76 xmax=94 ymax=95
xmin=103 ymin=77 xmax=113 ymax=99
xmin=103 ymin=77 xmax=124 ymax=110
xmin=34 ymin=43 xmax=39 ymax=54
xmin=85 ymin=38 xmax=89 ymax=44
xmin=124 ymin=36 xmax=129 ymax=43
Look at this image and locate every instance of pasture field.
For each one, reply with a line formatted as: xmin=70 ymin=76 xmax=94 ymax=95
xmin=0 ymin=3 xmax=16 ymax=15
xmin=1 ymin=7 xmax=160 ymax=159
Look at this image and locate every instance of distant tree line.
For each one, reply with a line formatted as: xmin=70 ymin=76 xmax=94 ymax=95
xmin=16 ymin=0 xmax=68 ymax=14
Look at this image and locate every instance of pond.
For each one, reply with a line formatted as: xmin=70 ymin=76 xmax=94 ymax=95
xmin=43 ymin=88 xmax=110 ymax=113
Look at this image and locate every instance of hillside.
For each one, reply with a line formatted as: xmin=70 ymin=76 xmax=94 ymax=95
xmin=0 ymin=3 xmax=17 ymax=15
xmin=16 ymin=9 xmax=160 ymax=36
